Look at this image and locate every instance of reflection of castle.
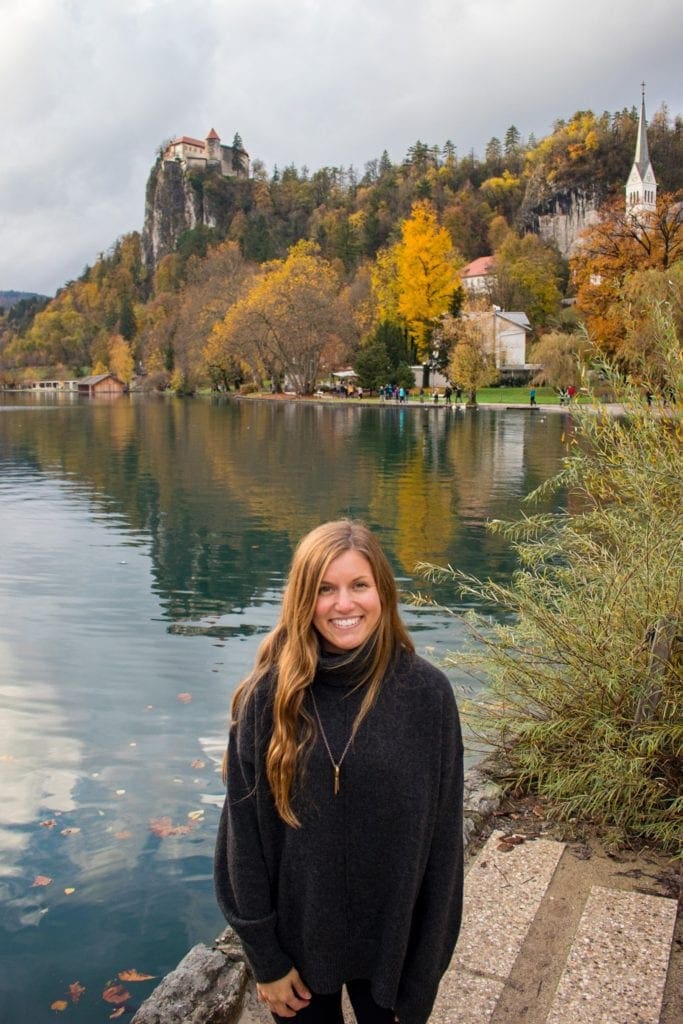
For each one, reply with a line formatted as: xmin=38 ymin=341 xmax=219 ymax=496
xmin=162 ymin=128 xmax=249 ymax=178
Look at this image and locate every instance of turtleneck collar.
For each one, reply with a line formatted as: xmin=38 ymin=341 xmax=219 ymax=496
xmin=315 ymin=634 xmax=377 ymax=688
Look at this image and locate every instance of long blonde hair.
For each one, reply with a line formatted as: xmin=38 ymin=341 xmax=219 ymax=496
xmin=226 ymin=520 xmax=414 ymax=826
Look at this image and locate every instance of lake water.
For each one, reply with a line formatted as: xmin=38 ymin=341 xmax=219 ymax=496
xmin=0 ymin=394 xmax=569 ymax=1023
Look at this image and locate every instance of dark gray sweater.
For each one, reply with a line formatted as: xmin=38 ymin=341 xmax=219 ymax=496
xmin=214 ymin=648 xmax=464 ymax=1024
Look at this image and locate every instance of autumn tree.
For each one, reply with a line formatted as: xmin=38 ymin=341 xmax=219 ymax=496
xmin=443 ymin=315 xmax=499 ymax=405
xmin=530 ymin=330 xmax=591 ymax=388
xmin=207 ymin=241 xmax=355 ymax=395
xmin=109 ymin=334 xmax=135 ymax=383
xmin=490 ymin=229 xmax=564 ymax=325
xmin=618 ymin=263 xmax=683 ymax=383
xmin=572 ymin=191 xmax=683 ymax=355
xmin=372 ymin=201 xmax=462 ymax=364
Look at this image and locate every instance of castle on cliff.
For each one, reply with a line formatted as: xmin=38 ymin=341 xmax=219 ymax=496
xmin=162 ymin=128 xmax=249 ymax=179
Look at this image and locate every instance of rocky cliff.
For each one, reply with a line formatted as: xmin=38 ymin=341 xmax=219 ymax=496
xmin=521 ymin=187 xmax=602 ymax=258
xmin=141 ymin=159 xmax=249 ymax=269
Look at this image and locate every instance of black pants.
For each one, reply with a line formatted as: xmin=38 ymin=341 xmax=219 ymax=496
xmin=271 ymin=979 xmax=394 ymax=1023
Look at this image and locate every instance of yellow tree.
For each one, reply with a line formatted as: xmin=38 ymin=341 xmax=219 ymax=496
xmin=109 ymin=334 xmax=135 ymax=383
xmin=444 ymin=315 xmax=498 ymax=405
xmin=395 ymin=201 xmax=462 ymax=361
xmin=207 ymin=241 xmax=355 ymax=395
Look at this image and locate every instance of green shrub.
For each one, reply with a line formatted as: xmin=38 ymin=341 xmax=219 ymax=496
xmin=418 ymin=303 xmax=682 ymax=852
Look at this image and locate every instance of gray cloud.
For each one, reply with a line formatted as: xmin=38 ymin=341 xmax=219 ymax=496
xmin=1 ymin=0 xmax=681 ymax=295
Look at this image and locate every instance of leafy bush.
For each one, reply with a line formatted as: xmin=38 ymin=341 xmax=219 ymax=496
xmin=418 ymin=304 xmax=682 ymax=851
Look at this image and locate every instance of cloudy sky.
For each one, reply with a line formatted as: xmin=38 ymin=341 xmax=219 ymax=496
xmin=2 ymin=0 xmax=681 ymax=297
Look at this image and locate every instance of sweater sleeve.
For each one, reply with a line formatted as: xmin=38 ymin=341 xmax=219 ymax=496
xmin=213 ymin=702 xmax=294 ymax=984
xmin=395 ymin=684 xmax=465 ymax=1024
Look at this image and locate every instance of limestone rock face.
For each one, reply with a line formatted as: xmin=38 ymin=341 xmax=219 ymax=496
xmin=141 ymin=160 xmax=198 ymax=269
xmin=130 ymin=942 xmax=248 ymax=1024
xmin=519 ymin=185 xmax=602 ymax=259
xmin=141 ymin=159 xmax=245 ymax=270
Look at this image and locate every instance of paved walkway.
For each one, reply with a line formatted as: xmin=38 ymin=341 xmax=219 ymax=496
xmin=430 ymin=831 xmax=678 ymax=1024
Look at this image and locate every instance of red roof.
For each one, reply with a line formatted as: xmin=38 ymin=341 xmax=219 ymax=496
xmin=171 ymin=136 xmax=205 ymax=149
xmin=462 ymin=256 xmax=495 ymax=279
xmin=206 ymin=128 xmax=220 ymax=140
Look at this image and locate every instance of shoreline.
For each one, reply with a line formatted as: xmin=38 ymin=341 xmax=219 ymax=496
xmin=229 ymin=392 xmax=626 ymax=416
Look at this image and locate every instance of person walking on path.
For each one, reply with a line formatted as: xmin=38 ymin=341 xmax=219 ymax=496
xmin=215 ymin=520 xmax=464 ymax=1024
xmin=529 ymin=386 xmax=537 ymax=407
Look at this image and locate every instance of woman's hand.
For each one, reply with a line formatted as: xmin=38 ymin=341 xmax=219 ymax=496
xmin=256 ymin=967 xmax=312 ymax=1018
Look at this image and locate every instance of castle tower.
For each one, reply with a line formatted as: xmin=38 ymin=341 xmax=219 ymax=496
xmin=206 ymin=128 xmax=221 ymax=166
xmin=625 ymin=84 xmax=657 ymax=215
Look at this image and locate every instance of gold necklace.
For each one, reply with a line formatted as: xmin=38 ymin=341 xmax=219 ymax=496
xmin=310 ymin=690 xmax=355 ymax=795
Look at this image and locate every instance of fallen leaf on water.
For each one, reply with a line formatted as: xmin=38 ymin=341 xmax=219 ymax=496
xmin=50 ymin=999 xmax=68 ymax=1011
xmin=40 ymin=819 xmax=58 ymax=829
xmin=149 ymin=816 xmax=193 ymax=838
xmin=176 ymin=692 xmax=192 ymax=703
xmin=64 ymin=887 xmax=76 ymax=895
xmin=102 ymin=983 xmax=131 ymax=1005
xmin=190 ymin=759 xmax=205 ymax=770
xmin=0 ymin=753 xmax=16 ymax=762
xmin=68 ymin=981 xmax=85 ymax=1003
xmin=33 ymin=875 xmax=53 ymax=887
xmin=110 ymin=1009 xmax=126 ymax=1020
xmin=60 ymin=827 xmax=81 ymax=836
xmin=114 ymin=830 xmax=132 ymax=841
xmin=187 ymin=810 xmax=204 ymax=821
xmin=118 ymin=969 xmax=156 ymax=982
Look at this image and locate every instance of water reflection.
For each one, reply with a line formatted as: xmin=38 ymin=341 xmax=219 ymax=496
xmin=0 ymin=394 xmax=568 ymax=1023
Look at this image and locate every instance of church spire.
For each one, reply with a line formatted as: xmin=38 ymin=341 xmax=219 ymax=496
xmin=625 ymin=84 xmax=657 ymax=215
xmin=633 ymin=83 xmax=651 ymax=176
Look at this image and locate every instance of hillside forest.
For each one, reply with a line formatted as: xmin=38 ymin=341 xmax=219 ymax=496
xmin=1 ymin=103 xmax=682 ymax=395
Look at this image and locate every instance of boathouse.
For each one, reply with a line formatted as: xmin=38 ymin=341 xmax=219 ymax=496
xmin=77 ymin=373 xmax=126 ymax=397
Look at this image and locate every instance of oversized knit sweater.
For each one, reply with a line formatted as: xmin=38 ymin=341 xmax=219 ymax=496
xmin=214 ymin=647 xmax=464 ymax=1024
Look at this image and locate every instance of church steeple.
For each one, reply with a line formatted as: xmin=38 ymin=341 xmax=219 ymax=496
xmin=625 ymin=84 xmax=657 ymax=215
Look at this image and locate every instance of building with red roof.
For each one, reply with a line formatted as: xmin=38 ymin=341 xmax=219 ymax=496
xmin=163 ymin=129 xmax=249 ymax=179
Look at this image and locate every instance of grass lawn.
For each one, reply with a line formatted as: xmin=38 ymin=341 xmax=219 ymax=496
xmin=476 ymin=386 xmax=564 ymax=405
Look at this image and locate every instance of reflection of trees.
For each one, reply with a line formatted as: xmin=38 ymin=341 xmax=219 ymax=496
xmin=0 ymin=398 xmax=567 ymax=619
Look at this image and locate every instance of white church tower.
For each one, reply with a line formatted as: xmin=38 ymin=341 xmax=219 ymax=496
xmin=625 ymin=84 xmax=657 ymax=215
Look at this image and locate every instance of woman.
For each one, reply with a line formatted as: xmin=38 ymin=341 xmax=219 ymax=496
xmin=214 ymin=520 xmax=464 ymax=1024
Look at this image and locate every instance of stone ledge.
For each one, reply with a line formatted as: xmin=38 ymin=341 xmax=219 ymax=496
xmin=131 ymin=937 xmax=249 ymax=1024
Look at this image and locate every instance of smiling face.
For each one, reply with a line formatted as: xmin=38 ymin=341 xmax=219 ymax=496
xmin=312 ymin=549 xmax=383 ymax=654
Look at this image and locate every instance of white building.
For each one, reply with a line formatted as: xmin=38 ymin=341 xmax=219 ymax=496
xmin=464 ymin=309 xmax=531 ymax=370
xmin=625 ymin=86 xmax=657 ymax=215
xmin=461 ymin=255 xmax=495 ymax=295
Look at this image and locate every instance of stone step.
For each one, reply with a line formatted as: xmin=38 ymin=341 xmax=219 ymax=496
xmin=429 ymin=830 xmax=678 ymax=1024
xmin=545 ymin=885 xmax=677 ymax=1024
xmin=430 ymin=830 xmax=566 ymax=1024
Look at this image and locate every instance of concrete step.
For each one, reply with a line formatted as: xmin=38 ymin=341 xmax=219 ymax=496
xmin=430 ymin=830 xmax=678 ymax=1024
xmin=545 ymin=885 xmax=677 ymax=1024
xmin=430 ymin=830 xmax=566 ymax=1023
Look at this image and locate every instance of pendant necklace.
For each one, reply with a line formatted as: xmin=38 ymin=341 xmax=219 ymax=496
xmin=310 ymin=690 xmax=354 ymax=795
